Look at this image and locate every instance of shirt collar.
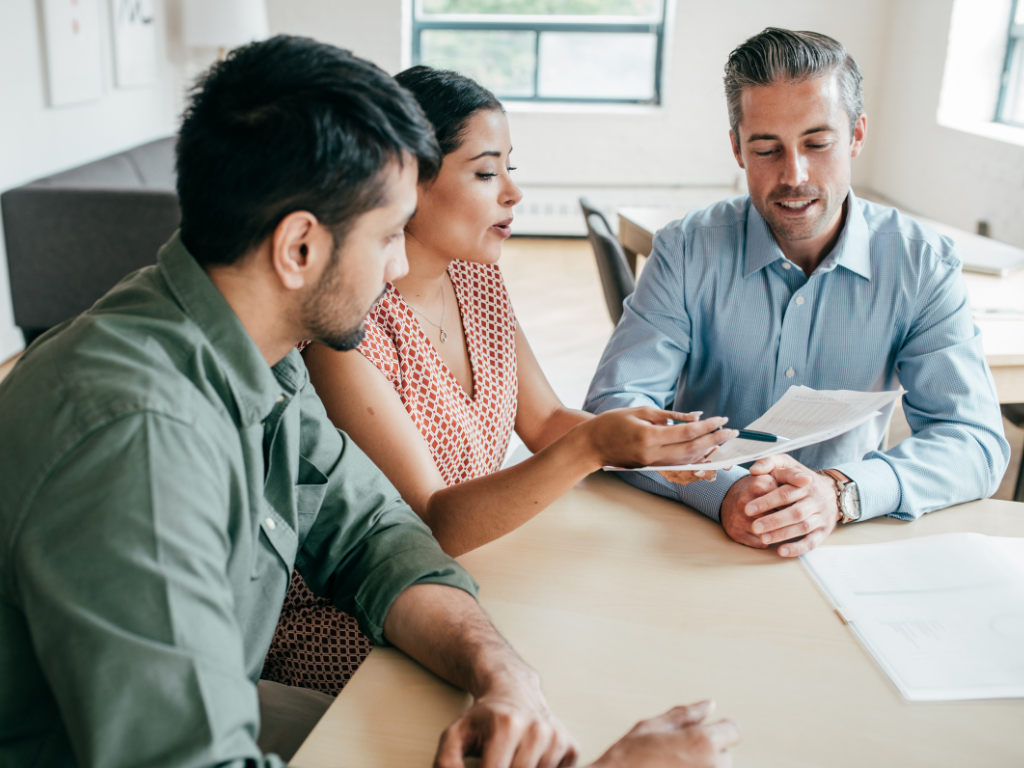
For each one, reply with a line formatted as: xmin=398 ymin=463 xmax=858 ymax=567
xmin=743 ymin=189 xmax=872 ymax=281
xmin=157 ymin=232 xmax=307 ymax=426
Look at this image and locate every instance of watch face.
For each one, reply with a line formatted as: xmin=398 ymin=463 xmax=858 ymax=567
xmin=840 ymin=484 xmax=861 ymax=520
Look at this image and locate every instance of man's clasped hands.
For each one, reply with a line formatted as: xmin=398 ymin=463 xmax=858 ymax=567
xmin=720 ymin=454 xmax=841 ymax=557
xmin=664 ymin=453 xmax=841 ymax=557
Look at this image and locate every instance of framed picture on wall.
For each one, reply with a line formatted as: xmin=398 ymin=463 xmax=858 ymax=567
xmin=111 ymin=0 xmax=159 ymax=88
xmin=41 ymin=0 xmax=104 ymax=107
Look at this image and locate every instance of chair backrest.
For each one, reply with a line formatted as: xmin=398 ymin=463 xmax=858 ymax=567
xmin=579 ymin=196 xmax=613 ymax=235
xmin=585 ymin=213 xmax=635 ymax=325
xmin=1 ymin=137 xmax=180 ymax=338
xmin=1002 ymin=403 xmax=1024 ymax=428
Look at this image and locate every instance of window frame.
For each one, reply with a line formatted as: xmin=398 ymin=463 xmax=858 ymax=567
xmin=996 ymin=0 xmax=1024 ymax=127
xmin=410 ymin=0 xmax=669 ymax=105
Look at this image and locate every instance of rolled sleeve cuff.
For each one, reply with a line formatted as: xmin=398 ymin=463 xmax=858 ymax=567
xmin=832 ymin=458 xmax=902 ymax=522
xmin=352 ymin=543 xmax=480 ymax=646
xmin=613 ymin=465 xmax=749 ymax=523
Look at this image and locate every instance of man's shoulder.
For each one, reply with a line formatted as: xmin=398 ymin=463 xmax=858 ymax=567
xmin=648 ymin=196 xmax=750 ymax=273
xmin=857 ymin=198 xmax=961 ymax=270
xmin=662 ymin=194 xmax=751 ymax=237
xmin=0 ymin=273 xmax=231 ymax=461
xmin=0 ymin=286 xmax=239 ymax=585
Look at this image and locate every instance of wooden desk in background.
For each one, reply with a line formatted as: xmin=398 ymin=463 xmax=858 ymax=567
xmin=293 ymin=473 xmax=1024 ymax=768
xmin=617 ymin=206 xmax=1024 ymax=404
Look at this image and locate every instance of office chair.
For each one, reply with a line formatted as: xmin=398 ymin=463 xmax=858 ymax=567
xmin=585 ymin=213 xmax=635 ymax=326
xmin=579 ymin=196 xmax=614 ymax=235
xmin=1001 ymin=404 xmax=1024 ymax=502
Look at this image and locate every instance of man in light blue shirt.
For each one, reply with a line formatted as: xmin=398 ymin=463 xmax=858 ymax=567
xmin=585 ymin=28 xmax=1009 ymax=557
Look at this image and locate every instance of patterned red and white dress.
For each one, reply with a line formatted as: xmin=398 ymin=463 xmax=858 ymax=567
xmin=262 ymin=259 xmax=518 ymax=695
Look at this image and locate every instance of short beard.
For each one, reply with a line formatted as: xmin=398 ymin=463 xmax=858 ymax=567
xmin=312 ymin=318 xmax=366 ymax=353
xmin=301 ymin=246 xmax=373 ymax=353
xmin=761 ymin=183 xmax=841 ymax=242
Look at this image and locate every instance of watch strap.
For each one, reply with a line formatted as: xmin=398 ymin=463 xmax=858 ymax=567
xmin=818 ymin=469 xmax=857 ymax=523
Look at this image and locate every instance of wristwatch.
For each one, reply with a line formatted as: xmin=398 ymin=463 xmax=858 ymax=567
xmin=818 ymin=469 xmax=861 ymax=524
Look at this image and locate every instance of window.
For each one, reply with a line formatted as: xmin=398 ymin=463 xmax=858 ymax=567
xmin=410 ymin=0 xmax=668 ymax=104
xmin=997 ymin=0 xmax=1024 ymax=126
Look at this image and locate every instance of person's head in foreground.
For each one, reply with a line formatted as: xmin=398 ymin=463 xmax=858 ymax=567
xmin=177 ymin=34 xmax=441 ymax=354
xmin=582 ymin=26 xmax=1007 ymax=559
xmin=0 ymin=34 xmax=741 ymax=768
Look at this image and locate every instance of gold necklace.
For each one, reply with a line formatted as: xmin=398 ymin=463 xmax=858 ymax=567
xmin=406 ymin=281 xmax=447 ymax=343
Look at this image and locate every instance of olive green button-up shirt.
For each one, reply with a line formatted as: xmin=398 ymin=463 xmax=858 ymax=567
xmin=0 ymin=233 xmax=478 ymax=768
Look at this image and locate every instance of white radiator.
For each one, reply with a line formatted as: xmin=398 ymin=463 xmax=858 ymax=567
xmin=511 ymin=184 xmax=739 ymax=237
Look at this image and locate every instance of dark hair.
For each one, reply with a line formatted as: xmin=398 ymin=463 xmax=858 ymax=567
xmin=394 ymin=66 xmax=502 ymax=157
xmin=176 ymin=36 xmax=442 ymax=267
xmin=724 ymin=28 xmax=863 ymax=138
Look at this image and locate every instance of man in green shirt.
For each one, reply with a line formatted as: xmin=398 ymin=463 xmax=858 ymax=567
xmin=0 ymin=37 xmax=739 ymax=768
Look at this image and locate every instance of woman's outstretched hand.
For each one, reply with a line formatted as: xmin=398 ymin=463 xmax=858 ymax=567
xmin=582 ymin=407 xmax=736 ymax=474
xmin=657 ymin=468 xmax=717 ymax=486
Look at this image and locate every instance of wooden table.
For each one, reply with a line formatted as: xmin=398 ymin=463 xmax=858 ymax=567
xmin=292 ymin=473 xmax=1024 ymax=768
xmin=617 ymin=206 xmax=1024 ymax=404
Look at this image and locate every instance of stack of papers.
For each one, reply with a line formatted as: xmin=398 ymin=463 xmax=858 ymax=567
xmin=609 ymin=385 xmax=904 ymax=472
xmin=802 ymin=534 xmax=1024 ymax=701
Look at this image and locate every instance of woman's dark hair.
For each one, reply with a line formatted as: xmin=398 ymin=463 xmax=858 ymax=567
xmin=394 ymin=66 xmax=503 ymax=157
xmin=176 ymin=36 xmax=442 ymax=267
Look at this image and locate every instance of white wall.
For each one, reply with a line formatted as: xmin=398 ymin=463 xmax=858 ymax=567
xmin=253 ymin=0 xmax=893 ymax=190
xmin=0 ymin=0 xmax=179 ymax=362
xmin=508 ymin=0 xmax=892 ymax=190
xmin=265 ymin=0 xmax=405 ymax=75
xmin=870 ymin=0 xmax=1024 ymax=249
xmin=252 ymin=0 xmax=896 ymax=234
xmin=254 ymin=0 xmax=1024 ymax=246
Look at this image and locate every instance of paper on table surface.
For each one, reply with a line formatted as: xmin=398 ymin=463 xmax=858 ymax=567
xmin=606 ymin=385 xmax=904 ymax=472
xmin=994 ymin=536 xmax=1024 ymax=579
xmin=801 ymin=533 xmax=1024 ymax=702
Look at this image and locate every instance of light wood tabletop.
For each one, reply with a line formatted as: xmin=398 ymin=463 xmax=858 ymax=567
xmin=292 ymin=473 xmax=1024 ymax=768
xmin=616 ymin=206 xmax=1024 ymax=404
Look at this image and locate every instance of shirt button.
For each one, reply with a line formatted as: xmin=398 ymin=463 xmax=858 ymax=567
xmin=265 ymin=517 xmax=276 ymax=531
xmin=782 ymin=262 xmax=792 ymax=270
xmin=795 ymin=296 xmax=805 ymax=306
xmin=276 ymin=395 xmax=285 ymax=403
xmin=786 ymin=368 xmax=795 ymax=378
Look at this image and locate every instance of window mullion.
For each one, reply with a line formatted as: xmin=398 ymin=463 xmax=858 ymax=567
xmin=411 ymin=0 xmax=668 ymax=105
xmin=996 ymin=0 xmax=1022 ymax=124
xmin=532 ymin=30 xmax=541 ymax=99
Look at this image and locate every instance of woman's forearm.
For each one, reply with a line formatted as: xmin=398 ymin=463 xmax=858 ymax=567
xmin=518 ymin=405 xmax=591 ymax=454
xmin=422 ymin=406 xmax=732 ymax=557
xmin=423 ymin=420 xmax=599 ymax=557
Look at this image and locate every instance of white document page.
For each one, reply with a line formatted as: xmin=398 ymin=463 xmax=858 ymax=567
xmin=609 ymin=386 xmax=904 ymax=472
xmin=994 ymin=536 xmax=1024 ymax=580
xmin=801 ymin=533 xmax=1024 ymax=701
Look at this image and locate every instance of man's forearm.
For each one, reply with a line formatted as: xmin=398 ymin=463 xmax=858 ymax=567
xmin=383 ymin=583 xmax=534 ymax=697
xmin=615 ymin=466 xmax=748 ymax=522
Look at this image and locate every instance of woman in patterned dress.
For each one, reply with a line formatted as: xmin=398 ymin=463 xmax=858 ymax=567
xmin=262 ymin=68 xmax=736 ymax=695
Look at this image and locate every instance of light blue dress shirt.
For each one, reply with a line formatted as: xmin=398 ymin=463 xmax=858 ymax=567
xmin=584 ymin=191 xmax=1009 ymax=523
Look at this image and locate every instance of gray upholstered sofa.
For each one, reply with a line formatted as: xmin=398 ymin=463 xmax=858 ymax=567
xmin=1 ymin=137 xmax=179 ymax=341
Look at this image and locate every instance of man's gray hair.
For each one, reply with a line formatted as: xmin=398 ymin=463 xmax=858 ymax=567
xmin=724 ymin=28 xmax=863 ymax=138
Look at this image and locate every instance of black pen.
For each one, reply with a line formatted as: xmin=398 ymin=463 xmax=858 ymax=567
xmin=667 ymin=418 xmax=789 ymax=442
xmin=736 ymin=429 xmax=789 ymax=442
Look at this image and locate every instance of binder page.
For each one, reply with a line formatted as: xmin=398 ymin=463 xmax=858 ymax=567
xmin=801 ymin=533 xmax=1024 ymax=701
xmin=607 ymin=386 xmax=904 ymax=472
xmin=994 ymin=536 xmax=1024 ymax=579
